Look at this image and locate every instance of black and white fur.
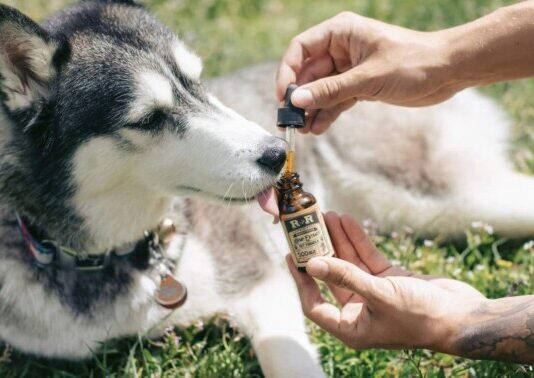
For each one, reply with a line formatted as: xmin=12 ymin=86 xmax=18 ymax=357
xmin=1 ymin=1 xmax=533 ymax=377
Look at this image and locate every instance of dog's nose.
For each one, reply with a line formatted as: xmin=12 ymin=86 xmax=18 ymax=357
xmin=257 ymin=144 xmax=287 ymax=174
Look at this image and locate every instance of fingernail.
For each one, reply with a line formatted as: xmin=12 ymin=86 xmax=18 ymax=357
xmin=291 ymin=89 xmax=313 ymax=107
xmin=307 ymin=258 xmax=329 ymax=278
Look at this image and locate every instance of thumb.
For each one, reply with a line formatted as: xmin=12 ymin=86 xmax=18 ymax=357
xmin=292 ymin=69 xmax=365 ymax=109
xmin=307 ymin=257 xmax=386 ymax=302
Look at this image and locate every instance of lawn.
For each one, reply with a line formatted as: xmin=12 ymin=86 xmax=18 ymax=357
xmin=1 ymin=0 xmax=533 ymax=377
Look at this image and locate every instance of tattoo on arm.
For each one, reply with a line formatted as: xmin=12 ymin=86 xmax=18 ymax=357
xmin=454 ymin=296 xmax=534 ymax=364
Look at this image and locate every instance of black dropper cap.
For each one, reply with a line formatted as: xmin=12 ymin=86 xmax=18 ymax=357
xmin=277 ymin=84 xmax=305 ymax=128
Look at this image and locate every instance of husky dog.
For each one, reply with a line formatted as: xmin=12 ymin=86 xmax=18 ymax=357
xmin=0 ymin=0 xmax=533 ymax=377
xmin=0 ymin=1 xmax=322 ymax=377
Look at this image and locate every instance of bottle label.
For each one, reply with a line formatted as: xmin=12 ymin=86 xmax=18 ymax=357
xmin=280 ymin=204 xmax=334 ymax=268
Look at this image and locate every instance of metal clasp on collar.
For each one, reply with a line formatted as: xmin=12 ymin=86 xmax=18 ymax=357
xmin=57 ymin=247 xmax=110 ymax=271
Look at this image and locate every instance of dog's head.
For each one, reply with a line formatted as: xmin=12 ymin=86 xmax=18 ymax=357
xmin=0 ymin=1 xmax=284 ymax=246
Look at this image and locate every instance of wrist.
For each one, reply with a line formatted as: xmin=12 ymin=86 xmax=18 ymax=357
xmin=443 ymin=8 xmax=500 ymax=87
xmin=430 ymin=25 xmax=487 ymax=94
xmin=422 ymin=29 xmax=463 ymax=94
xmin=426 ymin=296 xmax=489 ymax=355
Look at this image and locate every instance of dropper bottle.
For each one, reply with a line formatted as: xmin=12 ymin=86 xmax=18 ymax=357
xmin=277 ymin=85 xmax=335 ymax=272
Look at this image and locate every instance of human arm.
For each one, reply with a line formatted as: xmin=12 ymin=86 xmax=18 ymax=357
xmin=276 ymin=2 xmax=534 ymax=134
xmin=287 ymin=213 xmax=534 ymax=363
xmin=453 ymin=295 xmax=534 ymax=362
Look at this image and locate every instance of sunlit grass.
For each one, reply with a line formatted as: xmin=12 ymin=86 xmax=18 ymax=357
xmin=1 ymin=0 xmax=533 ymax=376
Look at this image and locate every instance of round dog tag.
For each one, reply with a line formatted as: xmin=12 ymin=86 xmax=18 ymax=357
xmin=155 ymin=275 xmax=188 ymax=309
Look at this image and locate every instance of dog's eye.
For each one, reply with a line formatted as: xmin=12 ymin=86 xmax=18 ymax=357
xmin=138 ymin=109 xmax=168 ymax=127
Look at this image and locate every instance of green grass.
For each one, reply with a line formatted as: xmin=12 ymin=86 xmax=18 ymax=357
xmin=2 ymin=0 xmax=534 ymax=376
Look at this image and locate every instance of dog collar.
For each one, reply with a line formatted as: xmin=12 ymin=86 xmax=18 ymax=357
xmin=16 ymin=212 xmax=142 ymax=271
xmin=16 ymin=212 xmax=189 ymax=309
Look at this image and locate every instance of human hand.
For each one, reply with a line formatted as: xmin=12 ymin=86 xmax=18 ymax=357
xmin=287 ymin=213 xmax=487 ymax=352
xmin=276 ymin=12 xmax=459 ymax=134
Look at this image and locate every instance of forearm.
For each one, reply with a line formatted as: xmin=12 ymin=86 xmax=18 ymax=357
xmin=440 ymin=2 xmax=534 ymax=89
xmin=450 ymin=295 xmax=534 ymax=364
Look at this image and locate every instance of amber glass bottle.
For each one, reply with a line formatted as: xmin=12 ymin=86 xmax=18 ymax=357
xmin=277 ymin=85 xmax=334 ymax=272
xmin=278 ymin=173 xmax=334 ymax=272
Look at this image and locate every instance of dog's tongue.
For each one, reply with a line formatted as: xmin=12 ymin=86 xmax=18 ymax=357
xmin=257 ymin=187 xmax=280 ymax=224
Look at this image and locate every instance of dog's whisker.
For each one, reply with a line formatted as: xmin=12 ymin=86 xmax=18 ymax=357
xmin=223 ymin=182 xmax=235 ymax=203
xmin=242 ymin=179 xmax=248 ymax=206
xmin=248 ymin=174 xmax=256 ymax=205
xmin=224 ymin=182 xmax=237 ymax=209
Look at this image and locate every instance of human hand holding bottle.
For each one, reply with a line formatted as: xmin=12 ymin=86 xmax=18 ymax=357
xmin=287 ymin=213 xmax=534 ymax=363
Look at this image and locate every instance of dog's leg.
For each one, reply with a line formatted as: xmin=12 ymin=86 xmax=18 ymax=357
xmin=230 ymin=266 xmax=325 ymax=378
xmin=452 ymin=171 xmax=534 ymax=237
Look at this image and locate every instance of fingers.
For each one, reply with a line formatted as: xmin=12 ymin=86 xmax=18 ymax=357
xmin=276 ymin=11 xmax=367 ymax=103
xmin=276 ymin=21 xmax=335 ymax=101
xmin=322 ymin=214 xmax=361 ymax=304
xmin=296 ymin=56 xmax=336 ymax=87
xmin=300 ymin=101 xmax=357 ymax=135
xmin=309 ymin=98 xmax=357 ymax=134
xmin=286 ymin=255 xmax=343 ymax=335
xmin=324 ymin=212 xmax=369 ymax=272
xmin=301 ymin=109 xmax=319 ymax=134
xmin=286 ymin=254 xmax=319 ymax=297
xmin=276 ymin=62 xmax=298 ymax=101
xmin=339 ymin=215 xmax=392 ymax=275
xmin=306 ymin=257 xmax=387 ymax=303
xmin=291 ymin=69 xmax=365 ymax=109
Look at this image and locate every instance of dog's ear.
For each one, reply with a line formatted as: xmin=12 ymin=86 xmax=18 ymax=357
xmin=0 ymin=5 xmax=60 ymax=112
